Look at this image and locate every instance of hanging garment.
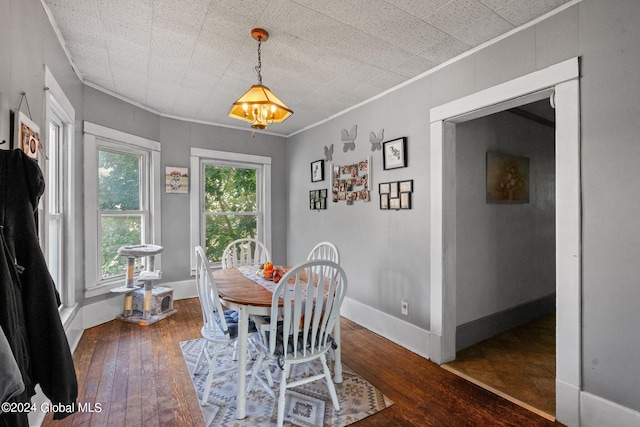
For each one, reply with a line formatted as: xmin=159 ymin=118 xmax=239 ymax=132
xmin=0 ymin=325 xmax=24 ymax=404
xmin=0 ymin=149 xmax=78 ymax=425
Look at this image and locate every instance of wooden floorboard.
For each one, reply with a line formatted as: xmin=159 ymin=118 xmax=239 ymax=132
xmin=42 ymin=298 xmax=564 ymax=427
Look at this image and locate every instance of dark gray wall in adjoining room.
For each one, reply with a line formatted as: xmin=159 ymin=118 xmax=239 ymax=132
xmin=455 ymin=107 xmax=556 ymax=350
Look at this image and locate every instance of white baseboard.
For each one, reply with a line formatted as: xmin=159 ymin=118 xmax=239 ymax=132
xmin=581 ymin=391 xmax=640 ymax=427
xmin=557 ymin=378 xmax=581 ymax=426
xmin=340 ymin=296 xmax=430 ymax=359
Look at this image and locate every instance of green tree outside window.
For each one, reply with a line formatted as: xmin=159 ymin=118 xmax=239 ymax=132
xmin=203 ymin=165 xmax=257 ymax=262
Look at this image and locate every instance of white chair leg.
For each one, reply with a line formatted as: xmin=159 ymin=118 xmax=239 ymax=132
xmin=194 ymin=347 xmax=206 ymax=375
xmin=247 ymin=353 xmax=264 ymax=392
xmin=200 ymin=351 xmax=219 ymax=406
xmin=321 ymin=354 xmax=340 ymax=411
xmin=277 ymin=364 xmax=290 ymax=427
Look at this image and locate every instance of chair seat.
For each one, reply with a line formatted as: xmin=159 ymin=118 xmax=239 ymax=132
xmin=215 ymin=310 xmax=257 ymax=338
xmin=266 ymin=323 xmax=336 ymax=365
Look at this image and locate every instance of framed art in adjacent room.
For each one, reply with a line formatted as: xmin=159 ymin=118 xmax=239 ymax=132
xmin=382 ymin=137 xmax=407 ymax=170
xmin=311 ymin=159 xmax=324 ymax=182
xmin=486 ymin=151 xmax=529 ymax=203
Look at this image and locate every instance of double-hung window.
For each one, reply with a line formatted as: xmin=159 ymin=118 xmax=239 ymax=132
xmin=190 ymin=148 xmax=271 ymax=268
xmin=42 ymin=66 xmax=76 ymax=318
xmin=84 ymin=122 xmax=161 ymax=297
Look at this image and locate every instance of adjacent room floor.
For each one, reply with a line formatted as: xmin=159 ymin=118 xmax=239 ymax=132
xmin=442 ymin=313 xmax=556 ymax=421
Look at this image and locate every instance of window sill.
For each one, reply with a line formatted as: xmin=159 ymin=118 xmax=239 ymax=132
xmin=58 ymin=303 xmax=78 ymax=329
xmin=84 ymin=279 xmax=128 ymax=299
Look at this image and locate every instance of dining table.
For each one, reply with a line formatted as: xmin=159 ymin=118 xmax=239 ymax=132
xmin=212 ymin=265 xmax=343 ymax=420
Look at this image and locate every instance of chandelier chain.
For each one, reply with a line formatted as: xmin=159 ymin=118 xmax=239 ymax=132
xmin=255 ymin=37 xmax=263 ymax=85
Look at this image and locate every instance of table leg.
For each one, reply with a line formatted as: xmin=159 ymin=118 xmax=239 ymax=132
xmin=333 ymin=319 xmax=343 ymax=383
xmin=236 ymin=305 xmax=248 ymax=419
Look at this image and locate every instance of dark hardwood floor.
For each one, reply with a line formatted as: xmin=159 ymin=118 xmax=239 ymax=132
xmin=42 ymin=298 xmax=564 ymax=426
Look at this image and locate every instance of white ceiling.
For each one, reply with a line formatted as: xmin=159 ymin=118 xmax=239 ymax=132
xmin=42 ymin=0 xmax=572 ymax=136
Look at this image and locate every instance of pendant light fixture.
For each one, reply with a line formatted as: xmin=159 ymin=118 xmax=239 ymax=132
xmin=229 ymin=28 xmax=293 ymax=130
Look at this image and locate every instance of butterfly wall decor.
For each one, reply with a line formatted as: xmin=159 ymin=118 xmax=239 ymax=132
xmin=341 ymin=125 xmax=357 ymax=152
xmin=324 ymin=144 xmax=334 ymax=162
xmin=369 ymin=129 xmax=384 ymax=151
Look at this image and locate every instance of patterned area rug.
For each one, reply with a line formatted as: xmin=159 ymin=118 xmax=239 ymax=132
xmin=180 ymin=338 xmax=393 ymax=427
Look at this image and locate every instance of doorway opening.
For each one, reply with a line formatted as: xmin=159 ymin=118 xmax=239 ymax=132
xmin=428 ymin=58 xmax=581 ymax=425
xmin=441 ymin=98 xmax=557 ymax=418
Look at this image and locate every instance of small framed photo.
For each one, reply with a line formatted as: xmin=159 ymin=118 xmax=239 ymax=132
xmin=389 ymin=198 xmax=401 ymax=210
xmin=382 ymin=137 xmax=407 ymax=170
xmin=379 ymin=182 xmax=390 ymax=194
xmin=14 ymin=110 xmax=40 ymax=159
xmin=400 ymin=192 xmax=412 ymax=209
xmin=389 ymin=181 xmax=399 ymax=198
xmin=380 ymin=193 xmax=389 ymax=209
xmin=165 ymin=167 xmax=189 ymax=193
xmin=311 ymin=159 xmax=324 ymax=182
xmin=399 ymin=179 xmax=413 ymax=193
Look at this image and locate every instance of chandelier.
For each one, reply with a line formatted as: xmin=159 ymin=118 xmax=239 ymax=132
xmin=228 ymin=28 xmax=293 ymax=130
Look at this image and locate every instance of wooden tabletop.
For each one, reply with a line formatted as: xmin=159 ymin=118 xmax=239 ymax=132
xmin=212 ymin=267 xmax=276 ymax=308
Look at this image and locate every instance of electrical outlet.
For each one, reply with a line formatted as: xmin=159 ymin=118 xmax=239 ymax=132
xmin=401 ymin=299 xmax=408 ymax=315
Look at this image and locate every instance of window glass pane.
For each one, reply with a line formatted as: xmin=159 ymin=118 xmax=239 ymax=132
xmin=99 ymin=149 xmax=141 ymax=210
xmin=205 ymin=214 xmax=257 ymax=262
xmin=101 ymin=215 xmax=142 ymax=279
xmin=48 ymin=122 xmax=60 ymax=213
xmin=204 ymin=165 xmax=256 ymax=212
xmin=48 ymin=218 xmax=62 ymax=296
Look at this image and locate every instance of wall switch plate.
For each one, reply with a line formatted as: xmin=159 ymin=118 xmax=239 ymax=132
xmin=401 ymin=299 xmax=408 ymax=315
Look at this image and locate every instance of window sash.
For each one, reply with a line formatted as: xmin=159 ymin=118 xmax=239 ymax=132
xmin=201 ymin=163 xmax=261 ymax=264
xmin=190 ymin=148 xmax=271 ymax=271
xmin=84 ymin=122 xmax=161 ymax=297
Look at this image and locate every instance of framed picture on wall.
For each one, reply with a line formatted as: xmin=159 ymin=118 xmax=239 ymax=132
xmin=486 ymin=152 xmax=529 ymax=203
xmin=380 ymin=193 xmax=389 ymax=209
xmin=311 ymin=159 xmax=324 ymax=182
xmin=382 ymin=137 xmax=407 ymax=170
xmin=389 ymin=181 xmax=399 ymax=198
xmin=165 ymin=167 xmax=189 ymax=193
xmin=399 ymin=179 xmax=413 ymax=192
xmin=13 ymin=110 xmax=40 ymax=159
xmin=400 ymin=192 xmax=412 ymax=209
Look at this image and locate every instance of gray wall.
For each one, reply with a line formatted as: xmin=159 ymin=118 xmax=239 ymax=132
xmin=455 ymin=110 xmax=556 ymax=348
xmin=287 ymin=78 xmax=432 ymax=328
xmin=579 ymin=0 xmax=640 ymax=410
xmin=0 ymin=0 xmax=85 ymax=301
xmin=287 ymin=0 xmax=640 ymax=414
xmin=83 ymin=88 xmax=289 ymax=287
xmin=1 ymin=0 xmax=288 ymax=305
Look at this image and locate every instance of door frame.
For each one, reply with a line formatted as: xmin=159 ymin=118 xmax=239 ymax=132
xmin=428 ymin=57 xmax=581 ymax=425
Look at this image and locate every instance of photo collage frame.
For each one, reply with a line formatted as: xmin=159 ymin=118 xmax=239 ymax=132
xmin=379 ymin=179 xmax=413 ymax=210
xmin=331 ymin=157 xmax=372 ymax=205
xmin=310 ymin=189 xmax=327 ymax=210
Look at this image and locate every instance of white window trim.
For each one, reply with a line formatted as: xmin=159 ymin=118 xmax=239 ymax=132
xmin=189 ymin=148 xmax=272 ymax=272
xmin=43 ymin=66 xmax=77 ymax=323
xmin=83 ymin=121 xmax=161 ymax=298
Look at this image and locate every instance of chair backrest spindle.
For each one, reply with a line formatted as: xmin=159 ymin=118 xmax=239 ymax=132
xmin=222 ymin=238 xmax=271 ymax=269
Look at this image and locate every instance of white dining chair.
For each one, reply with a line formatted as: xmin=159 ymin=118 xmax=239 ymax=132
xmin=221 ymin=238 xmax=271 ymax=269
xmin=306 ymin=241 xmax=340 ymax=264
xmin=194 ymin=246 xmax=272 ymax=405
xmin=248 ymin=259 xmax=348 ymax=427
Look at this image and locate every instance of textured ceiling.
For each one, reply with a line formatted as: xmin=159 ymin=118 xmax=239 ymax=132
xmin=42 ymin=0 xmax=572 ymax=136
